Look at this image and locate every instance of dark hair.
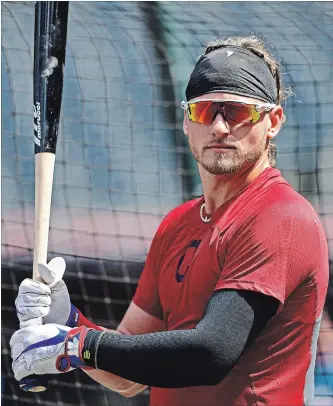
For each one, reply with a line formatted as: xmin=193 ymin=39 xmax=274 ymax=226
xmin=205 ymin=35 xmax=293 ymax=168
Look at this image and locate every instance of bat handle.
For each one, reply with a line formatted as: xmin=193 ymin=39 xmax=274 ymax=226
xmin=19 ymin=375 xmax=49 ymax=392
xmin=20 ymin=152 xmax=55 ymax=393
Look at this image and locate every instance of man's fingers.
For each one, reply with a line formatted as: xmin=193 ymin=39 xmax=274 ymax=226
xmin=16 ymin=293 xmax=51 ymax=307
xmin=15 ymin=292 xmax=51 ymax=319
xmin=18 ymin=279 xmax=51 ymax=295
xmin=10 ymin=328 xmax=26 ymax=351
xmin=13 ymin=359 xmax=29 ymax=382
xmin=11 ymin=330 xmax=31 ymax=382
xmin=15 ymin=279 xmax=51 ymax=323
xmin=15 ymin=288 xmax=51 ymax=324
xmin=38 ymin=257 xmax=66 ymax=287
xmin=18 ymin=305 xmax=49 ymax=320
xmin=19 ymin=317 xmax=43 ymax=329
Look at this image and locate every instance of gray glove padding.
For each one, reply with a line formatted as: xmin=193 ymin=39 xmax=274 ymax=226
xmin=15 ymin=257 xmax=71 ymax=328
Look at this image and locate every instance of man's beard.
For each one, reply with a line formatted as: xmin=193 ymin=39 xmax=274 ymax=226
xmin=189 ymin=136 xmax=268 ymax=175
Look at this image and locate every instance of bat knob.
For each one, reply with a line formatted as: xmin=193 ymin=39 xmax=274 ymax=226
xmin=19 ymin=375 xmax=48 ymax=392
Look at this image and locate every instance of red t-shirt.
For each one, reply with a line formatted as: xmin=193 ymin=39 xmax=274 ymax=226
xmin=133 ymin=168 xmax=329 ymax=406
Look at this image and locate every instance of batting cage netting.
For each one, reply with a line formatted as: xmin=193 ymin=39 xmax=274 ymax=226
xmin=2 ymin=1 xmax=333 ymax=405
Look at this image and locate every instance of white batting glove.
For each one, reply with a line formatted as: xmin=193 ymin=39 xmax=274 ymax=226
xmin=10 ymin=324 xmax=90 ymax=382
xmin=15 ymin=257 xmax=73 ymax=328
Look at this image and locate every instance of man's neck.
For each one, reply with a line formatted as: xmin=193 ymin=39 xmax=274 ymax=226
xmin=200 ymin=158 xmax=271 ymax=215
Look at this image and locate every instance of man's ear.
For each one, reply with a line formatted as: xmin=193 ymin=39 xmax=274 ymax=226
xmin=183 ymin=111 xmax=189 ymax=136
xmin=267 ymin=105 xmax=284 ymax=140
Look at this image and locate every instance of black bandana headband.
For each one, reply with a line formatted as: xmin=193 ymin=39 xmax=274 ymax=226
xmin=186 ymin=46 xmax=278 ymax=104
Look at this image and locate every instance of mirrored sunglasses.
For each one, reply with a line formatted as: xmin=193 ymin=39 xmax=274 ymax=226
xmin=181 ymin=99 xmax=275 ymax=126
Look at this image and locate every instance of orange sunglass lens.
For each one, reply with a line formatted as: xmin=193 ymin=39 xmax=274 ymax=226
xmin=188 ymin=101 xmax=216 ymax=124
xmin=188 ymin=102 xmax=258 ymax=124
xmin=223 ymin=103 xmax=258 ymax=123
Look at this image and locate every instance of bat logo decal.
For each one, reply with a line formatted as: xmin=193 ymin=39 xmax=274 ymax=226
xmin=34 ymin=102 xmax=41 ymax=147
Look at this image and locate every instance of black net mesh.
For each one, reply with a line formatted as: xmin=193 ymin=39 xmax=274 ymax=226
xmin=1 ymin=2 xmax=332 ymax=405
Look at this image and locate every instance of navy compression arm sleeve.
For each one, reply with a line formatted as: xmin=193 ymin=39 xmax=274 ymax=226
xmin=82 ymin=289 xmax=278 ymax=388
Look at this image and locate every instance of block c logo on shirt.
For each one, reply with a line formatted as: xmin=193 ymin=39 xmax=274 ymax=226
xmin=175 ymin=240 xmax=201 ymax=283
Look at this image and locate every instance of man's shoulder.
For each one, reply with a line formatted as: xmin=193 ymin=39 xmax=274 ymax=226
xmin=163 ymin=197 xmax=202 ymax=224
xmin=158 ymin=198 xmax=202 ymax=233
xmin=223 ymin=175 xmax=321 ymax=233
xmin=245 ymin=183 xmax=326 ymax=245
xmin=250 ymin=168 xmax=317 ymax=217
xmin=260 ymin=181 xmax=319 ymax=220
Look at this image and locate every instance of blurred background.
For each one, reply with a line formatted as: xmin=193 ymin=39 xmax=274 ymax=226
xmin=1 ymin=1 xmax=332 ymax=405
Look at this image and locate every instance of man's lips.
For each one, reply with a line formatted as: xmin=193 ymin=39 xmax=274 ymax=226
xmin=205 ymin=144 xmax=236 ymax=150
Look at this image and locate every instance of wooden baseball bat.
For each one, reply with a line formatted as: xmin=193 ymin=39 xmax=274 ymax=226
xmin=19 ymin=1 xmax=69 ymax=393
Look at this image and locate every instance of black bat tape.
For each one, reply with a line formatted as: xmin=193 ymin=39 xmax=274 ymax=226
xmin=19 ymin=376 xmax=49 ymax=393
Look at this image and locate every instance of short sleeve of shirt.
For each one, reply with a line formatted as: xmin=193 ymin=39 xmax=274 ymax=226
xmin=132 ymin=209 xmax=179 ymax=320
xmin=132 ymin=228 xmax=164 ymax=320
xmin=215 ymin=196 xmax=325 ymax=310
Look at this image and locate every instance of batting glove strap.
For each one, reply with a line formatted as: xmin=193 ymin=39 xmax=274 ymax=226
xmin=56 ymin=326 xmax=91 ymax=372
xmin=67 ymin=304 xmax=104 ymax=331
xmin=66 ymin=304 xmax=80 ymax=327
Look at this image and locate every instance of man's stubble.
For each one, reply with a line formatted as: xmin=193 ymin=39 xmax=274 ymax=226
xmin=189 ymin=130 xmax=268 ymax=175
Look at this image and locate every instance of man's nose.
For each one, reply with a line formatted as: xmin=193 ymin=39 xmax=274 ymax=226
xmin=211 ymin=113 xmax=230 ymax=139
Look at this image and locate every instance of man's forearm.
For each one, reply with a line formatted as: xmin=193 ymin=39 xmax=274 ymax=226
xmin=83 ymin=328 xmax=147 ymax=396
xmin=82 ymin=368 xmax=146 ymax=397
xmin=80 ymin=290 xmax=278 ymax=388
xmin=83 ymin=327 xmax=226 ymax=388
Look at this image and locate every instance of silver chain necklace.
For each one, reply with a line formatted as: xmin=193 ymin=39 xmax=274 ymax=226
xmin=200 ymin=202 xmax=211 ymax=223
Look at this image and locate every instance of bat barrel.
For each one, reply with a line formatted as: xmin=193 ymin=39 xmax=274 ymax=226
xmin=34 ymin=1 xmax=69 ymax=154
